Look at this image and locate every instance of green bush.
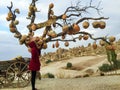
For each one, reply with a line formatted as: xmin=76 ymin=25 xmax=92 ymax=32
xmin=45 ymin=60 xmax=52 ymax=64
xmin=66 ymin=62 xmax=72 ymax=68
xmin=43 ymin=73 xmax=55 ymax=78
xmin=99 ymin=64 xmax=113 ymax=72
xmin=113 ymin=60 xmax=120 ymax=69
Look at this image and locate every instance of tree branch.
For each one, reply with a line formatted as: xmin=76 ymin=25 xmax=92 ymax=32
xmin=7 ymin=2 xmax=13 ymax=11
xmin=6 ymin=0 xmax=111 ymax=49
xmin=45 ymin=31 xmax=110 ymax=45
xmin=76 ymin=17 xmax=109 ymax=24
xmin=62 ymin=0 xmax=103 ymax=19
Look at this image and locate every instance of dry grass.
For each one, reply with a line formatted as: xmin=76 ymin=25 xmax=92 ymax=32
xmin=56 ymin=70 xmax=71 ymax=79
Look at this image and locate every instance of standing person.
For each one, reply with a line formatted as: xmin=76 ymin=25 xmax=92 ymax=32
xmin=28 ymin=37 xmax=41 ymax=90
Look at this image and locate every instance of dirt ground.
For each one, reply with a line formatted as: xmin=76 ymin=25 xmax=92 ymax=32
xmin=1 ymin=75 xmax=120 ymax=90
xmin=1 ymin=54 xmax=120 ymax=90
xmin=40 ymin=55 xmax=108 ymax=78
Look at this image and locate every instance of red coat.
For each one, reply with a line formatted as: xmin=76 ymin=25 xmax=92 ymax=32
xmin=28 ymin=41 xmax=41 ymax=71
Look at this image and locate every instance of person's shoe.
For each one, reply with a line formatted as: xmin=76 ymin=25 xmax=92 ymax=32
xmin=32 ymin=88 xmax=37 ymax=90
xmin=35 ymin=88 xmax=38 ymax=90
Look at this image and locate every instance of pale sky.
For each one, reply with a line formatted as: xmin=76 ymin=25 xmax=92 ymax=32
xmin=0 ymin=0 xmax=120 ymax=60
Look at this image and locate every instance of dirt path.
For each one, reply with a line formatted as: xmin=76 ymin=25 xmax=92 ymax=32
xmin=41 ymin=55 xmax=107 ymax=78
xmin=1 ymin=75 xmax=120 ymax=90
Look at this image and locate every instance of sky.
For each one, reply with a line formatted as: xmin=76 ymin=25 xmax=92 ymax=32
xmin=0 ymin=0 xmax=120 ymax=60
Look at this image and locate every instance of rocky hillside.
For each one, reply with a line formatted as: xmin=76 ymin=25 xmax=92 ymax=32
xmin=41 ymin=39 xmax=120 ymax=62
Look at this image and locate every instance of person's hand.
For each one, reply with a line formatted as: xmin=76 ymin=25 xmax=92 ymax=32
xmin=28 ymin=47 xmax=31 ymax=53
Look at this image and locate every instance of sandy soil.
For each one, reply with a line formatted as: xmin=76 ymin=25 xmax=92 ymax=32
xmin=1 ymin=75 xmax=120 ymax=90
xmin=1 ymin=54 xmax=120 ymax=90
xmin=41 ymin=55 xmax=108 ymax=78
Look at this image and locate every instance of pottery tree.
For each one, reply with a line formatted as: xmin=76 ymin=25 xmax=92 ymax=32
xmin=6 ymin=0 xmax=117 ymax=66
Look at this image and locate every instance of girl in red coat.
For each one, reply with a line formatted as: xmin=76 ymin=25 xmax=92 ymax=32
xmin=28 ymin=37 xmax=41 ymax=90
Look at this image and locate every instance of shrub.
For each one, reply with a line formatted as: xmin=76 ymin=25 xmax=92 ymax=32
xmin=113 ymin=60 xmax=120 ymax=69
xmin=99 ymin=64 xmax=113 ymax=72
xmin=66 ymin=62 xmax=72 ymax=68
xmin=56 ymin=70 xmax=65 ymax=79
xmin=83 ymin=74 xmax=89 ymax=77
xmin=99 ymin=60 xmax=120 ymax=72
xmin=43 ymin=73 xmax=55 ymax=78
xmin=45 ymin=59 xmax=52 ymax=64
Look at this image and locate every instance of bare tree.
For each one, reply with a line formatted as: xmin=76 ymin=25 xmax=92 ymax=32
xmin=6 ymin=0 xmax=117 ymax=66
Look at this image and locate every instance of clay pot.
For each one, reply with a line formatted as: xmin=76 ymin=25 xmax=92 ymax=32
xmin=92 ymin=21 xmax=99 ymax=28
xmin=29 ymin=5 xmax=34 ymax=11
xmin=42 ymin=43 xmax=47 ymax=49
xmin=13 ymin=20 xmax=19 ymax=25
xmin=106 ymin=45 xmax=115 ymax=50
xmin=28 ymin=11 xmax=32 ymax=17
xmin=34 ymin=6 xmax=37 ymax=12
xmin=62 ymin=14 xmax=67 ymax=20
xmin=8 ymin=12 xmax=13 ymax=18
xmin=99 ymin=40 xmax=105 ymax=46
xmin=109 ymin=36 xmax=116 ymax=42
xmin=99 ymin=21 xmax=106 ymax=29
xmin=73 ymin=24 xmax=80 ymax=33
xmin=52 ymin=44 xmax=55 ymax=48
xmin=64 ymin=41 xmax=69 ymax=47
xmin=37 ymin=39 xmax=43 ymax=45
xmin=9 ymin=23 xmax=14 ymax=28
xmin=78 ymin=35 xmax=82 ymax=40
xmin=6 ymin=17 xmax=11 ymax=21
xmin=55 ymin=41 xmax=59 ymax=48
xmin=10 ymin=27 xmax=16 ymax=33
xmin=49 ymin=3 xmax=54 ymax=8
xmin=83 ymin=35 xmax=89 ymax=40
xmin=92 ymin=42 xmax=97 ymax=49
xmin=62 ymin=25 xmax=69 ymax=32
xmin=31 ymin=23 xmax=37 ymax=31
xmin=48 ymin=30 xmax=57 ymax=38
xmin=62 ymin=35 xmax=66 ymax=40
xmin=15 ymin=8 xmax=20 ymax=14
xmin=82 ymin=21 xmax=89 ymax=29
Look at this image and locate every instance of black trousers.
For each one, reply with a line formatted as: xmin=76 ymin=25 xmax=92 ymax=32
xmin=31 ymin=71 xmax=36 ymax=90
